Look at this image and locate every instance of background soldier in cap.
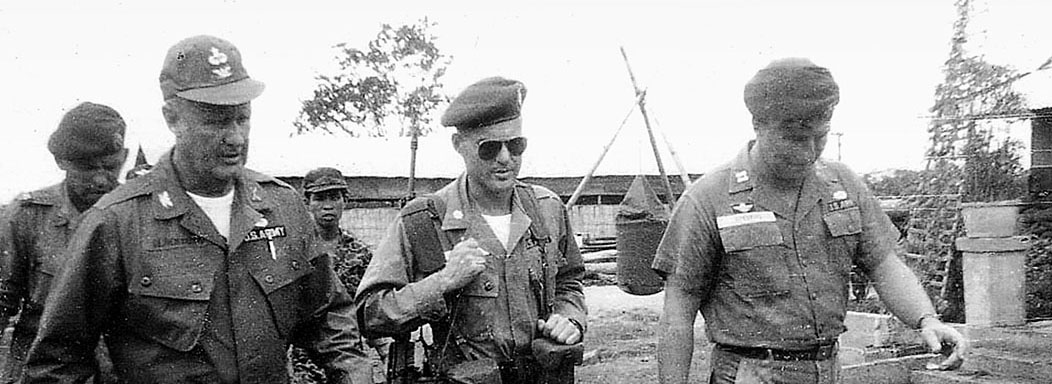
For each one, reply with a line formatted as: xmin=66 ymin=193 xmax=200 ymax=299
xmin=654 ymin=58 xmax=967 ymax=384
xmin=26 ymin=35 xmax=371 ymax=384
xmin=356 ymin=77 xmax=587 ymax=384
xmin=291 ymin=167 xmax=386 ymax=383
xmin=0 ymin=102 xmax=127 ymax=384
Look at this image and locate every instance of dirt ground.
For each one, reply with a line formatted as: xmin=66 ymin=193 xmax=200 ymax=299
xmin=576 ymin=286 xmax=711 ymax=383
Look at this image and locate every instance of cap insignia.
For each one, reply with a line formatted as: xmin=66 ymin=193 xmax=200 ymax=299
xmin=208 ymin=47 xmax=232 ymax=79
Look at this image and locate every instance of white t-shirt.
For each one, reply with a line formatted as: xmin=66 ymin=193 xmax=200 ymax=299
xmin=187 ymin=189 xmax=235 ymax=239
xmin=482 ymin=213 xmax=513 ymax=251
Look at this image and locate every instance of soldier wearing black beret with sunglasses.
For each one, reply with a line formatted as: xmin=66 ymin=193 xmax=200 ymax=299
xmin=356 ymin=77 xmax=586 ymax=384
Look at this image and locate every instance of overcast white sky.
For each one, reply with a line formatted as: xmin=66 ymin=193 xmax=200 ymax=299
xmin=2 ymin=0 xmax=1050 ymax=203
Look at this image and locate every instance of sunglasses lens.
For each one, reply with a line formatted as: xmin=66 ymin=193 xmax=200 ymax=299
xmin=506 ymin=137 xmax=527 ymax=156
xmin=477 ymin=137 xmax=528 ymax=160
xmin=478 ymin=140 xmax=503 ymax=160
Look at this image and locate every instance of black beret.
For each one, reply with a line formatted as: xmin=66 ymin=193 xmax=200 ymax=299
xmin=441 ymin=77 xmax=526 ymax=130
xmin=302 ymin=167 xmax=349 ymax=195
xmin=48 ymin=102 xmax=126 ymax=160
xmin=744 ymin=58 xmax=839 ymax=122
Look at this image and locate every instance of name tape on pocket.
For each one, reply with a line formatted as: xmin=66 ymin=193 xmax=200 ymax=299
xmin=716 ymin=211 xmax=776 ymax=229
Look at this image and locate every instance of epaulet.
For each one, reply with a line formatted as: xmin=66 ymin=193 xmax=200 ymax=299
xmin=15 ymin=185 xmax=60 ymax=206
xmin=94 ymin=174 xmax=155 ymax=209
xmin=525 ymin=183 xmax=559 ymax=200
xmin=245 ymin=169 xmax=295 ymax=190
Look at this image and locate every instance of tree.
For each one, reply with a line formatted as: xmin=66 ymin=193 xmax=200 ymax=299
xmin=295 ymin=18 xmax=451 ymax=138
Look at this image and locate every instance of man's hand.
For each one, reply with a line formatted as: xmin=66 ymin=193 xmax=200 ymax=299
xmin=536 ymin=313 xmax=581 ymax=345
xmin=920 ymin=317 xmax=968 ymax=371
xmin=434 ymin=238 xmax=487 ymax=293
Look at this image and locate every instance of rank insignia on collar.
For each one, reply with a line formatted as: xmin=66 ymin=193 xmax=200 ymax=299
xmin=452 ymin=210 xmax=464 ymax=220
xmin=732 ymin=202 xmax=754 ymax=213
xmin=833 ymin=190 xmax=848 ymax=200
xmin=251 ymin=187 xmax=263 ymax=202
xmin=735 ymin=170 xmax=749 ymax=183
xmin=158 ymin=191 xmax=173 ymax=208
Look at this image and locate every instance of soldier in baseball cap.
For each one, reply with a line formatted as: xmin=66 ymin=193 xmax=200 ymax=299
xmin=1 ymin=101 xmax=127 ymax=382
xmin=27 ymin=36 xmax=373 ymax=384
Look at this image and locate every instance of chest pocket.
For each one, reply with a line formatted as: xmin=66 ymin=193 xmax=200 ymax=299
xmin=823 ymin=207 xmax=862 ymax=237
xmin=717 ymin=212 xmax=784 ymax=252
xmin=127 ymin=243 xmax=218 ymax=351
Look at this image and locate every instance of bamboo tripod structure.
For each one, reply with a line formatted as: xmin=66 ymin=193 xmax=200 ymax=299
xmin=566 ymin=47 xmax=691 ymax=209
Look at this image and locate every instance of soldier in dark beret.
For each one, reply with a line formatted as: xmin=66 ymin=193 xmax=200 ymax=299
xmin=654 ymin=58 xmax=967 ymax=384
xmin=357 ymin=77 xmax=586 ymax=384
xmin=0 ymin=101 xmax=128 ymax=383
xmin=27 ymin=35 xmax=371 ymax=384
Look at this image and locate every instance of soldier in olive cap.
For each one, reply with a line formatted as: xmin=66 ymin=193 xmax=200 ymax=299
xmin=0 ymin=101 xmax=128 ymax=383
xmin=654 ymin=58 xmax=967 ymax=384
xmin=291 ymin=167 xmax=386 ymax=383
xmin=356 ymin=77 xmax=586 ymax=384
xmin=28 ymin=35 xmax=371 ymax=384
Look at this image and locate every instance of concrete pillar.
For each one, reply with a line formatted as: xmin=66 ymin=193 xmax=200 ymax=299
xmin=955 ymin=236 xmax=1029 ymax=326
xmin=958 ymin=201 xmax=1029 ymax=326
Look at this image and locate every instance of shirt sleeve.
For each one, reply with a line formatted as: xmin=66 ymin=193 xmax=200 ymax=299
xmin=354 ymin=218 xmax=450 ymax=337
xmin=0 ymin=203 xmax=28 ymax=318
xmin=839 ymin=166 xmax=901 ymax=272
xmin=550 ymin=200 xmax=587 ymax=334
xmin=652 ymin=193 xmax=721 ymax=297
xmin=26 ymin=208 xmax=123 ymax=383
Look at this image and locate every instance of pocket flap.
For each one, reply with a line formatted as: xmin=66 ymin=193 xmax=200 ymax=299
xmin=823 ymin=207 xmax=862 ymax=237
xmin=718 ymin=212 xmax=783 ymax=252
xmin=130 ymin=272 xmax=213 ymax=301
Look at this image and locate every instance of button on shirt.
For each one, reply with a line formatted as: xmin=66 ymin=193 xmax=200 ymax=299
xmin=652 ymin=142 xmax=899 ymax=350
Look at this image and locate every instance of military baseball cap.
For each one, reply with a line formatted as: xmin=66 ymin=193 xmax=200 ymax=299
xmin=441 ymin=76 xmax=526 ymax=130
xmin=48 ymin=102 xmax=126 ymax=160
xmin=302 ymin=167 xmax=349 ymax=195
xmin=159 ymin=35 xmax=265 ymax=105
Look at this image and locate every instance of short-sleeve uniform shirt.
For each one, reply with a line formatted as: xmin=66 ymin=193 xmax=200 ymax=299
xmin=652 ymin=142 xmax=900 ymax=350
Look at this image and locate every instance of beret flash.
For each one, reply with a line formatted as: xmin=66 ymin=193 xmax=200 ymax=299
xmin=48 ymin=102 xmax=127 ymax=160
xmin=744 ymin=58 xmax=839 ymax=122
xmin=441 ymin=77 xmax=526 ymax=130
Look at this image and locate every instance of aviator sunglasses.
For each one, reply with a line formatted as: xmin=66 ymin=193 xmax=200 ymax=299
xmin=476 ymin=137 xmax=528 ymax=160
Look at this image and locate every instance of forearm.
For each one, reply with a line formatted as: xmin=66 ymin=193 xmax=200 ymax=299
xmin=869 ymin=255 xmax=936 ymax=328
xmin=658 ymin=285 xmax=702 ymax=384
xmin=357 ymin=274 xmax=450 ymax=336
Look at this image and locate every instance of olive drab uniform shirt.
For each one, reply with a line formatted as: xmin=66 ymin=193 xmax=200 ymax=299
xmin=26 ymin=151 xmax=371 ymax=384
xmin=356 ymin=174 xmax=587 ymax=365
xmin=652 ymin=142 xmax=900 ymax=350
xmin=0 ymin=183 xmax=95 ymax=383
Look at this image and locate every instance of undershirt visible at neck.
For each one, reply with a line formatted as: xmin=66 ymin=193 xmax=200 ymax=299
xmin=481 ymin=213 xmax=513 ymax=250
xmin=187 ymin=190 xmax=235 ymax=239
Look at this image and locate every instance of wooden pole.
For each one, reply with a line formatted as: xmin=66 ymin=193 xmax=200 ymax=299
xmin=620 ymin=46 xmax=677 ymax=204
xmin=407 ymin=126 xmax=419 ymax=201
xmin=566 ymin=90 xmax=647 ymax=209
xmin=650 ymin=110 xmax=693 ymax=189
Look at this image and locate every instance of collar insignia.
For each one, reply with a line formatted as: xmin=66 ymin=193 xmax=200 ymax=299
xmin=735 ymin=170 xmax=749 ymax=183
xmin=158 ymin=191 xmax=173 ymax=208
xmin=452 ymin=210 xmax=464 ymax=220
